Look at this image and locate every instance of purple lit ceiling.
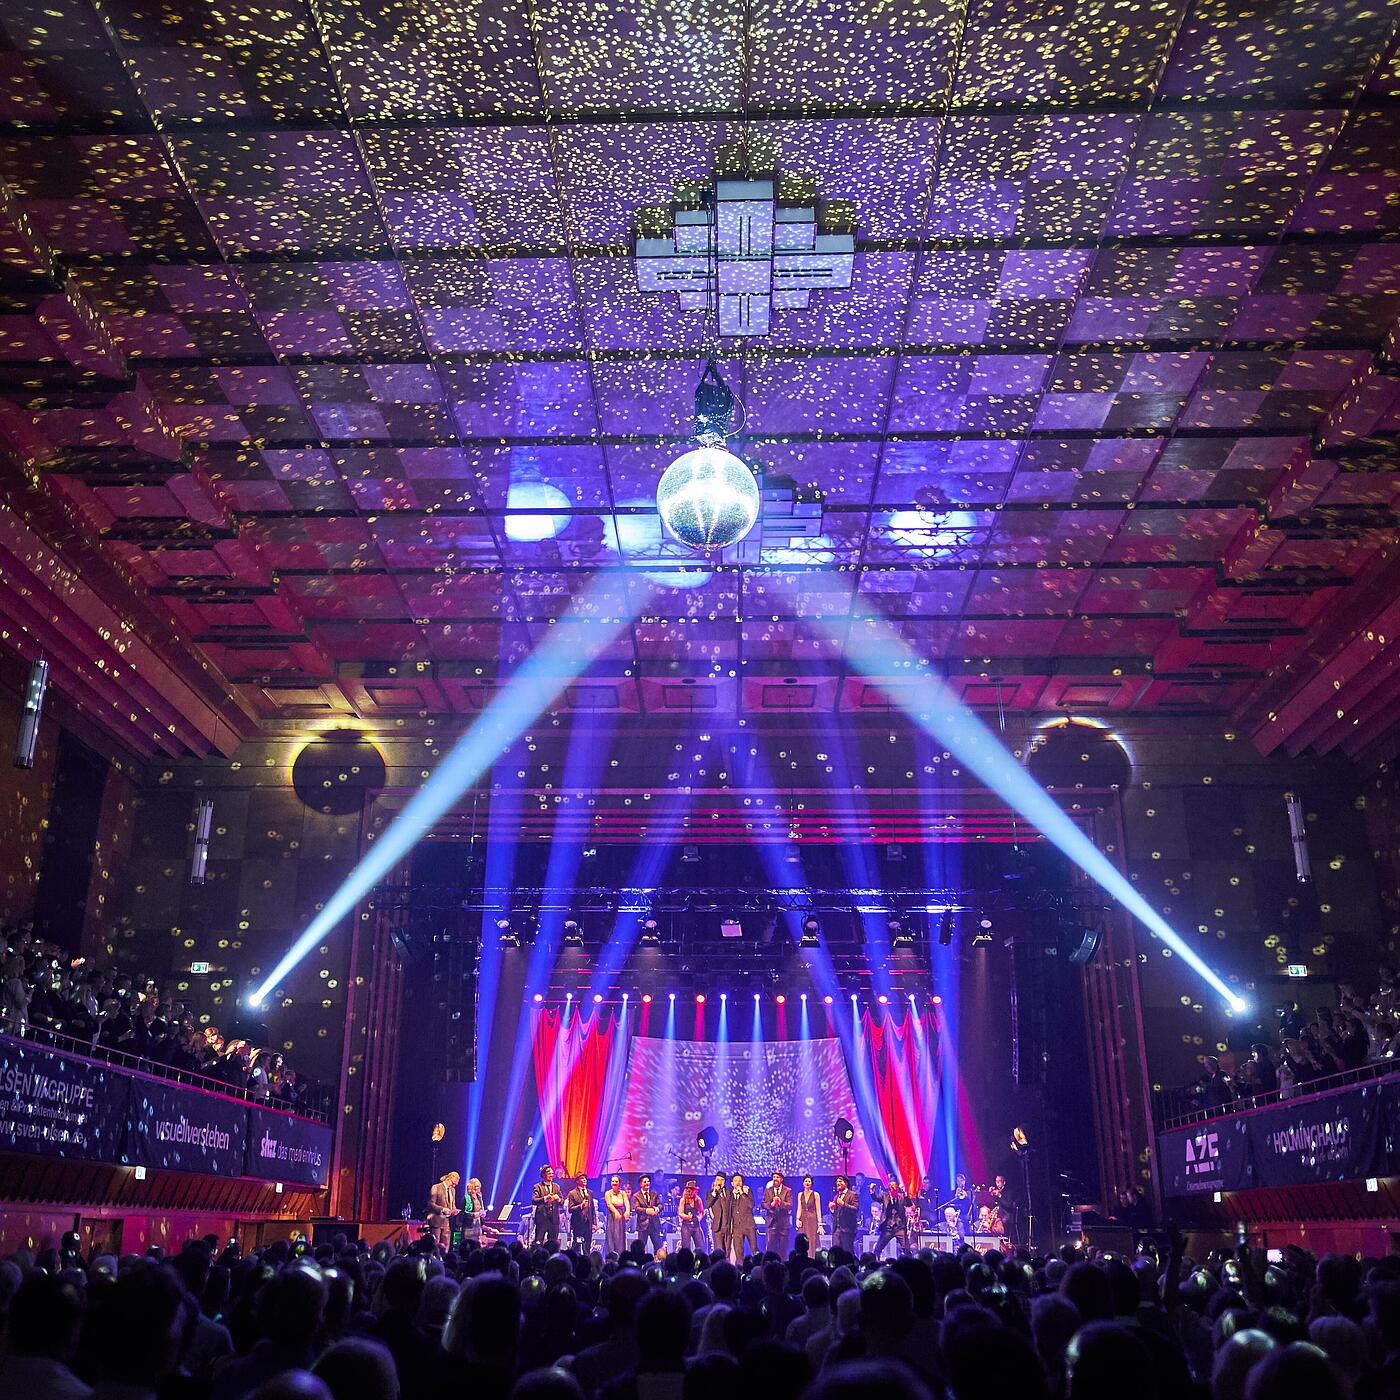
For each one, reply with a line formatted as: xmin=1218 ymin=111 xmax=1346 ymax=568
xmin=1 ymin=1 xmax=1399 ymax=763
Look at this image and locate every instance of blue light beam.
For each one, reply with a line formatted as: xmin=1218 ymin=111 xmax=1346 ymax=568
xmin=798 ymin=597 xmax=1246 ymax=1014
xmin=247 ymin=574 xmax=646 ymax=1006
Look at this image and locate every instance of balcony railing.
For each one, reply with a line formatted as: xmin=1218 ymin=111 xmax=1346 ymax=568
xmin=1156 ymin=1056 xmax=1395 ymax=1132
xmin=0 ymin=1015 xmax=332 ymax=1125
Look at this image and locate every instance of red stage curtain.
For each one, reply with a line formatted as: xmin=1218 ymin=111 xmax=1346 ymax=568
xmin=532 ymin=1008 xmax=631 ymax=1177
xmin=859 ymin=1010 xmax=939 ymax=1193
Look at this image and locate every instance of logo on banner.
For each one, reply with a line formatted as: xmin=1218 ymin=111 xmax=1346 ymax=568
xmin=1185 ymin=1130 xmax=1220 ymax=1178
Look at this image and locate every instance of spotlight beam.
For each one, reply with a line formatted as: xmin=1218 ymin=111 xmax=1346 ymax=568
xmin=798 ymin=593 xmax=1246 ymax=1013
xmin=248 ymin=575 xmax=646 ymax=1006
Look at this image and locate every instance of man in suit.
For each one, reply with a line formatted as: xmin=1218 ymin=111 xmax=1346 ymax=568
xmin=566 ymin=1173 xmax=596 ymax=1249
xmin=632 ymin=1173 xmax=663 ymax=1255
xmin=706 ymin=1172 xmax=730 ymax=1259
xmin=830 ymin=1175 xmax=859 ymax=1256
xmin=873 ymin=1181 xmax=910 ymax=1258
xmin=427 ymin=1170 xmax=460 ymax=1248
xmin=729 ymin=1172 xmax=757 ymax=1261
xmin=763 ymin=1170 xmax=793 ymax=1257
xmin=532 ymin=1164 xmax=563 ymax=1250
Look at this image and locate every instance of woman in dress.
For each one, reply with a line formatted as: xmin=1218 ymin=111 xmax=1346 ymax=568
xmin=796 ymin=1173 xmax=822 ymax=1248
xmin=604 ymin=1174 xmax=630 ymax=1255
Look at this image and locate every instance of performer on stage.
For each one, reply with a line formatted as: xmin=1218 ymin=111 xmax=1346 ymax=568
xmin=707 ymin=1171 xmax=731 ymax=1259
xmin=426 ymin=1170 xmax=460 ymax=1248
xmin=532 ymin=1165 xmax=563 ymax=1250
xmin=462 ymin=1175 xmax=486 ymax=1244
xmin=763 ymin=1170 xmax=793 ymax=1257
xmin=678 ymin=1178 xmax=705 ymax=1252
xmin=604 ymin=1174 xmax=630 ymax=1255
xmin=874 ymin=1181 xmax=910 ymax=1258
xmin=632 ymin=1173 xmax=662 ymax=1255
xmin=830 ymin=1175 xmax=859 ymax=1256
xmin=941 ymin=1203 xmax=968 ymax=1248
xmin=796 ymin=1174 xmax=822 ymax=1249
xmin=950 ymin=1172 xmax=976 ymax=1233
xmin=729 ymin=1172 xmax=757 ymax=1261
xmin=566 ymin=1172 xmax=596 ymax=1250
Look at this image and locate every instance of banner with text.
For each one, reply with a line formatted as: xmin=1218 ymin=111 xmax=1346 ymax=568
xmin=124 ymin=1077 xmax=249 ymax=1177
xmin=0 ymin=1036 xmax=129 ymax=1161
xmin=245 ymin=1106 xmax=333 ymax=1187
xmin=1160 ymin=1077 xmax=1400 ymax=1197
xmin=1247 ymin=1080 xmax=1386 ymax=1188
xmin=1158 ymin=1114 xmax=1253 ymax=1196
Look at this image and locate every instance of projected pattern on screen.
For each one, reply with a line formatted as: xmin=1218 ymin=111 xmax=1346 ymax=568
xmin=610 ymin=1037 xmax=878 ymax=1177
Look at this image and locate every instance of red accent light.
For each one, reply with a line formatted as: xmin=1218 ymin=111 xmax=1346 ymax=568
xmin=695 ymin=994 xmax=706 ymax=1005
xmin=878 ymin=994 xmax=889 ymax=1005
xmin=931 ymin=994 xmax=943 ymax=1005
xmin=775 ymin=994 xmax=786 ymax=1005
xmin=823 ymin=995 xmax=833 ymax=1005
xmin=593 ymin=993 xmax=603 ymax=1003
xmin=533 ymin=993 xmax=543 ymax=1003
xmin=641 ymin=993 xmax=652 ymax=1005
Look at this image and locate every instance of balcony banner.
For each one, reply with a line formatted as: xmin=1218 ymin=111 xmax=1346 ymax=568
xmin=1247 ymin=1080 xmax=1386 ymax=1188
xmin=1159 ymin=1078 xmax=1400 ymax=1197
xmin=0 ymin=1035 xmax=129 ymax=1161
xmin=1157 ymin=1113 xmax=1253 ymax=1196
xmin=124 ymin=1077 xmax=249 ymax=1178
xmin=245 ymin=1105 xmax=333 ymax=1187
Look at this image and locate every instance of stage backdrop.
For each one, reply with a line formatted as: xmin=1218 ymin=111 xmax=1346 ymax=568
xmin=532 ymin=1010 xmax=936 ymax=1187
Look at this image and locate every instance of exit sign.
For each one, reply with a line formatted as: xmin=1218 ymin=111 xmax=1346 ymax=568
xmin=1286 ymin=964 xmax=1309 ymax=978
xmin=190 ymin=961 xmax=211 ymax=974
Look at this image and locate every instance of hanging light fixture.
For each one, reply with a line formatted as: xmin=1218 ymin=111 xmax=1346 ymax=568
xmin=656 ymin=360 xmax=759 ymax=551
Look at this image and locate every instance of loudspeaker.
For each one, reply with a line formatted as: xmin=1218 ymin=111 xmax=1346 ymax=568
xmin=309 ymin=1219 xmax=361 ymax=1246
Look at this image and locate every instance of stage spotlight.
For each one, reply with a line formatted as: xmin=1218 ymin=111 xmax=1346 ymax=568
xmin=1011 ymin=1125 xmax=1031 ymax=1155
xmin=800 ymin=993 xmax=807 ymax=1002
xmin=753 ymin=992 xmax=760 ymax=1001
xmin=886 ymin=844 xmax=905 ymax=863
xmin=878 ymin=994 xmax=889 ymax=1005
xmin=776 ymin=994 xmax=786 ymax=1005
xmin=972 ymin=916 xmax=994 ymax=948
xmin=622 ymin=991 xmax=629 ymax=1003
xmin=496 ymin=918 xmax=520 ymax=949
xmin=783 ymin=841 xmax=801 ymax=864
xmin=563 ymin=920 xmax=583 ymax=946
xmin=800 ymin=916 xmax=820 ymax=947
xmin=697 ymin=1125 xmax=719 ymax=1153
xmin=834 ymin=1117 xmax=855 ymax=1145
xmin=931 ymin=994 xmax=943 ymax=1005
xmin=532 ymin=993 xmax=543 ymax=1003
xmin=938 ymin=910 xmax=954 ymax=947
xmin=891 ymin=918 xmax=913 ymax=947
xmin=668 ymin=992 xmax=676 ymax=1001
xmin=565 ymin=991 xmax=573 ymax=1002
xmin=639 ymin=918 xmax=660 ymax=945
xmin=641 ymin=993 xmax=653 ymax=1005
xmin=592 ymin=993 xmax=603 ymax=1004
xmin=696 ymin=993 xmax=706 ymax=1005
xmin=681 ymin=844 xmax=701 ymax=864
xmin=823 ymin=994 xmax=833 ymax=1005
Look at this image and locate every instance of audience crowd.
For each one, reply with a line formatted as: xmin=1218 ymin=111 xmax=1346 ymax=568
xmin=1183 ymin=974 xmax=1400 ymax=1117
xmin=0 ymin=920 xmax=317 ymax=1114
xmin=0 ymin=1223 xmax=1397 ymax=1400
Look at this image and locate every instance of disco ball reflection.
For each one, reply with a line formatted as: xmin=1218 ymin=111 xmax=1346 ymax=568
xmin=656 ymin=446 xmax=760 ymax=550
